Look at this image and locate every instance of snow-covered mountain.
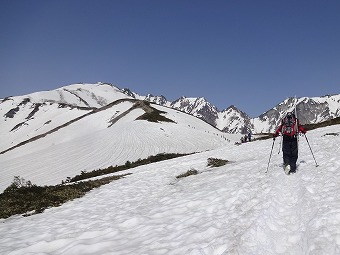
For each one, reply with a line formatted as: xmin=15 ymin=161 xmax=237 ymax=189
xmin=216 ymin=105 xmax=251 ymax=134
xmin=166 ymin=95 xmax=340 ymax=134
xmin=169 ymin=96 xmax=218 ymax=126
xmin=123 ymin=86 xmax=340 ymax=134
xmin=253 ymin=95 xmax=340 ymax=133
xmin=2 ymin=83 xmax=340 ymax=139
xmin=0 ymin=83 xmax=130 ymax=152
xmin=131 ymin=94 xmax=251 ymax=134
xmin=0 ymin=83 xmax=237 ymax=192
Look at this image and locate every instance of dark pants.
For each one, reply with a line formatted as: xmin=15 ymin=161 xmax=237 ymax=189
xmin=282 ymin=136 xmax=298 ymax=171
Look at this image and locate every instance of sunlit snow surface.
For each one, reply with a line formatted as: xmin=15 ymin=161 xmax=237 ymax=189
xmin=1 ymin=124 xmax=340 ymax=254
xmin=0 ymin=101 xmax=235 ymax=191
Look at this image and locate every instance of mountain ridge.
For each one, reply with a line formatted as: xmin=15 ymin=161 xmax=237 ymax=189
xmin=2 ymin=82 xmax=340 ymax=135
xmin=119 ymin=84 xmax=340 ymax=134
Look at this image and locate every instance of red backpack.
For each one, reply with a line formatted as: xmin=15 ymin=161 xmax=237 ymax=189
xmin=281 ymin=114 xmax=297 ymax=136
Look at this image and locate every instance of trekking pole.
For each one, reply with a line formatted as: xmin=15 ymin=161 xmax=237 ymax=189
xmin=265 ymin=138 xmax=275 ymax=173
xmin=278 ymin=135 xmax=282 ymax=154
xmin=304 ymin=134 xmax=319 ymax=167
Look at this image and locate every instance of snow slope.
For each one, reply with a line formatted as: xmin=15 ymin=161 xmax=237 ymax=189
xmin=1 ymin=123 xmax=340 ymax=254
xmin=0 ymin=102 xmax=91 ymax=152
xmin=0 ymin=83 xmax=133 ymax=152
xmin=8 ymin=83 xmax=131 ymax=107
xmin=0 ymin=100 xmax=235 ymax=192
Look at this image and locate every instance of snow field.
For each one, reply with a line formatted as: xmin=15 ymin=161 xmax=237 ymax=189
xmin=0 ymin=125 xmax=340 ymax=254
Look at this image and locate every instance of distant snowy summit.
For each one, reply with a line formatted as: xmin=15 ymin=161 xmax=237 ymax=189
xmin=1 ymin=82 xmax=340 ymax=134
xmin=123 ymin=90 xmax=251 ymax=134
xmin=252 ymin=95 xmax=340 ymax=133
xmin=119 ymin=84 xmax=340 ymax=134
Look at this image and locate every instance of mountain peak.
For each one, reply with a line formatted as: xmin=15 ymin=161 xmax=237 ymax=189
xmin=2 ymin=83 xmax=340 ymax=135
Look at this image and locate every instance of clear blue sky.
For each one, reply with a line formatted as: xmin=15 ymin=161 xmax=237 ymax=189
xmin=1 ymin=0 xmax=340 ymax=117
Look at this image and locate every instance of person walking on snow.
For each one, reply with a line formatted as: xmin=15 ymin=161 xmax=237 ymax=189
xmin=248 ymin=132 xmax=252 ymax=142
xmin=273 ymin=112 xmax=306 ymax=174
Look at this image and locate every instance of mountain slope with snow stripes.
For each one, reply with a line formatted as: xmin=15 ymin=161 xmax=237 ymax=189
xmin=0 ymin=99 xmax=236 ymax=192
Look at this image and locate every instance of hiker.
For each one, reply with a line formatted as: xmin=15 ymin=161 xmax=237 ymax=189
xmin=248 ymin=132 xmax=252 ymax=142
xmin=273 ymin=112 xmax=306 ymax=174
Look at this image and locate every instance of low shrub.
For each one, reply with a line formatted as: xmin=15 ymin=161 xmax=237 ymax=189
xmin=136 ymin=109 xmax=175 ymax=123
xmin=69 ymin=153 xmax=189 ymax=182
xmin=207 ymin=157 xmax=229 ymax=167
xmin=176 ymin=169 xmax=198 ymax=179
xmin=0 ymin=174 xmax=130 ymax=219
xmin=322 ymin=132 xmax=339 ymax=137
xmin=3 ymin=176 xmax=34 ymax=193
